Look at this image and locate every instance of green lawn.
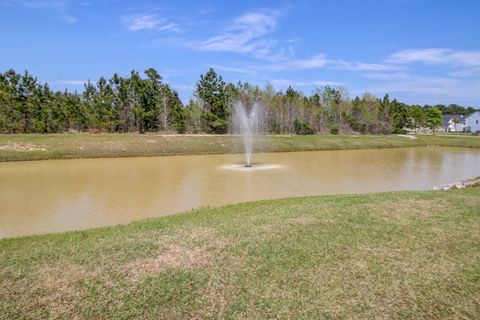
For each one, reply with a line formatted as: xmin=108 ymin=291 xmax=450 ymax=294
xmin=0 ymin=133 xmax=479 ymax=161
xmin=1 ymin=188 xmax=479 ymax=319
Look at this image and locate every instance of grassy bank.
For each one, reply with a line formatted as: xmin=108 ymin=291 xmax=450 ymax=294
xmin=1 ymin=188 xmax=479 ymax=319
xmin=0 ymin=133 xmax=479 ymax=161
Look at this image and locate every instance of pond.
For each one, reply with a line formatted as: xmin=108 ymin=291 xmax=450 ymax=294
xmin=1 ymin=146 xmax=480 ymax=238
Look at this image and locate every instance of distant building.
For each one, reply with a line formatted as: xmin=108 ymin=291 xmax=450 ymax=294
xmin=465 ymin=111 xmax=480 ymax=132
xmin=442 ymin=114 xmax=465 ymax=132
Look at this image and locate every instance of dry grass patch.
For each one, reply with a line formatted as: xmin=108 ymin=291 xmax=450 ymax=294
xmin=192 ymin=283 xmax=233 ymax=320
xmin=125 ymin=244 xmax=212 ymax=281
xmin=361 ymin=198 xmax=451 ymax=224
xmin=20 ymin=263 xmax=93 ymax=318
xmin=287 ymin=215 xmax=317 ymax=225
xmin=302 ymin=242 xmax=468 ymax=318
xmin=122 ymin=227 xmax=232 ymax=282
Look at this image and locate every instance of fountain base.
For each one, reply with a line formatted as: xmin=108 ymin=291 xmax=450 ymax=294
xmin=221 ymin=163 xmax=283 ymax=171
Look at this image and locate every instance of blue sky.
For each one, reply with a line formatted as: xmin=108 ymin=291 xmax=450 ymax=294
xmin=1 ymin=0 xmax=479 ymax=106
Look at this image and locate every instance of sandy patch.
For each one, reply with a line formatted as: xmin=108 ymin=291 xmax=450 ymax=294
xmin=395 ymin=134 xmax=418 ymax=140
xmin=0 ymin=143 xmax=47 ymax=152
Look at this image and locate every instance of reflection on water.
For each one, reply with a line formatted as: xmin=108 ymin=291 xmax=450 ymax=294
xmin=1 ymin=147 xmax=479 ymax=238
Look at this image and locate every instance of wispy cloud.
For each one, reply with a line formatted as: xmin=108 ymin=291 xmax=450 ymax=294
xmin=172 ymin=84 xmax=195 ymax=92
xmin=192 ymin=10 xmax=333 ymax=71
xmin=199 ymin=11 xmax=277 ymax=56
xmin=219 ymin=53 xmax=396 ymax=74
xmin=386 ymin=48 xmax=451 ymax=64
xmin=209 ymin=53 xmax=328 ymax=77
xmin=331 ymin=60 xmax=399 ymax=71
xmin=365 ymin=76 xmax=480 ymax=101
xmin=56 ymin=80 xmax=85 ymax=86
xmin=212 ymin=65 xmax=257 ymax=75
xmin=448 ymin=67 xmax=480 ymax=77
xmin=313 ymin=80 xmax=344 ymax=87
xmin=386 ymin=48 xmax=480 ymax=67
xmin=122 ymin=13 xmax=180 ymax=32
xmin=363 ymin=72 xmax=410 ymax=80
xmin=0 ymin=0 xmax=77 ymax=23
xmin=269 ymin=79 xmax=308 ymax=87
xmin=270 ymin=79 xmax=343 ymax=88
xmin=290 ymin=54 xmax=328 ymax=69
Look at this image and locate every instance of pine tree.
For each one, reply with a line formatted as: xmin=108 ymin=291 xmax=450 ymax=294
xmin=197 ymin=68 xmax=230 ymax=134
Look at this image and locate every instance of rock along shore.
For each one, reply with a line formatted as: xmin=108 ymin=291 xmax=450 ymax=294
xmin=433 ymin=177 xmax=480 ymax=191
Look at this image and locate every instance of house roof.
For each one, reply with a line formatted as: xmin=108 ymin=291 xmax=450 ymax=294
xmin=465 ymin=110 xmax=480 ymax=119
xmin=442 ymin=114 xmax=465 ymax=127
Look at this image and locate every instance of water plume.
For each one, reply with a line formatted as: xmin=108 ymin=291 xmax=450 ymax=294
xmin=232 ymin=102 xmax=261 ymax=167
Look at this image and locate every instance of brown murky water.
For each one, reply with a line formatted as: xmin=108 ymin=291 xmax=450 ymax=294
xmin=1 ymin=147 xmax=479 ymax=238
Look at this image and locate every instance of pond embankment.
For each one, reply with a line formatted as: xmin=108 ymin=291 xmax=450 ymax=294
xmin=0 ymin=133 xmax=479 ymax=162
xmin=1 ymin=187 xmax=479 ymax=318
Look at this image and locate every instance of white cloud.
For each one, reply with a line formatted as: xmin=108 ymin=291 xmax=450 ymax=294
xmin=199 ymin=12 xmax=277 ymax=55
xmin=123 ymin=14 xmax=180 ymax=32
xmin=386 ymin=48 xmax=480 ymax=67
xmin=1 ymin=0 xmax=77 ymax=23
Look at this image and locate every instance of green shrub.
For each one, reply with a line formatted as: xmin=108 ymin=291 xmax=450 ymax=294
xmin=294 ymin=119 xmax=315 ymax=135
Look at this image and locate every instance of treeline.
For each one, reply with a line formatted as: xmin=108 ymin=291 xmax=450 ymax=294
xmin=0 ymin=68 xmax=184 ymax=134
xmin=0 ymin=68 xmax=476 ymax=134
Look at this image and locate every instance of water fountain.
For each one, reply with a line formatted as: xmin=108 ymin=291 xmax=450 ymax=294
xmin=221 ymin=102 xmax=282 ymax=171
xmin=232 ymin=102 xmax=260 ymax=167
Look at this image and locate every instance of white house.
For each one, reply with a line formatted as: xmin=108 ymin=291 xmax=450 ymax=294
xmin=442 ymin=115 xmax=465 ymax=132
xmin=465 ymin=111 xmax=480 ymax=132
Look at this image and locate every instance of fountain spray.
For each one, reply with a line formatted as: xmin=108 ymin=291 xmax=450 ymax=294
xmin=232 ymin=102 xmax=261 ymax=167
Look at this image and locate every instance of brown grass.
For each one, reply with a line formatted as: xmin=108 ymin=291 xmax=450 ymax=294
xmin=125 ymin=245 xmax=212 ymax=281
xmin=287 ymin=215 xmax=318 ymax=225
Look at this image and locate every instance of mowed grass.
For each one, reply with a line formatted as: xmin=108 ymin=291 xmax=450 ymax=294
xmin=0 ymin=133 xmax=478 ymax=162
xmin=1 ymin=188 xmax=479 ymax=319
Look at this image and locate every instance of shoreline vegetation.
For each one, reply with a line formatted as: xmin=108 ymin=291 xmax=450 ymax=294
xmin=1 ymin=187 xmax=479 ymax=318
xmin=0 ymin=133 xmax=479 ymax=162
xmin=1 ymin=68 xmax=476 ymax=137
